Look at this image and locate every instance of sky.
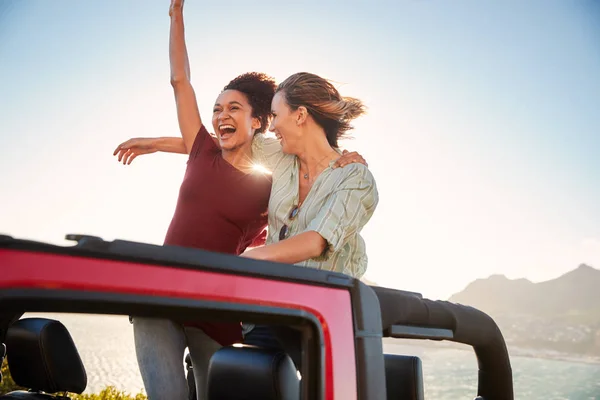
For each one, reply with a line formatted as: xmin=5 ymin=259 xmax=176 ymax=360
xmin=1 ymin=0 xmax=599 ymax=299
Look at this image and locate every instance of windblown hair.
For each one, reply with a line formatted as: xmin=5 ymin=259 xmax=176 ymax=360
xmin=223 ymin=72 xmax=277 ymax=134
xmin=276 ymin=72 xmax=366 ymax=147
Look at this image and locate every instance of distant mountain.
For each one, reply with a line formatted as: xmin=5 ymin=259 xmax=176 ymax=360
xmin=449 ymin=264 xmax=600 ymax=321
xmin=449 ymin=264 xmax=600 ymax=357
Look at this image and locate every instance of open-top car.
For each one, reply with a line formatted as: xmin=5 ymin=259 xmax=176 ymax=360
xmin=0 ymin=233 xmax=513 ymax=400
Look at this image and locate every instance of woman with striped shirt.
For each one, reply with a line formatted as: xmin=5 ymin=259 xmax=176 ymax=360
xmin=240 ymin=72 xmax=379 ymax=370
xmin=242 ymin=72 xmax=379 ymax=279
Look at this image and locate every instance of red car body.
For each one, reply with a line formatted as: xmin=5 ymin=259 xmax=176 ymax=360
xmin=0 ymin=234 xmax=514 ymax=400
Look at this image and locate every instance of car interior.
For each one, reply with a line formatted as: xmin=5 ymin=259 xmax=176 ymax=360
xmin=0 ymin=309 xmax=425 ymax=400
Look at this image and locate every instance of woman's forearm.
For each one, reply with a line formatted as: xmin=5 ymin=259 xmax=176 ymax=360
xmin=169 ymin=9 xmax=190 ymax=85
xmin=154 ymin=137 xmax=188 ymax=154
xmin=240 ymin=231 xmax=326 ymax=264
xmin=168 ymin=6 xmax=202 ymax=154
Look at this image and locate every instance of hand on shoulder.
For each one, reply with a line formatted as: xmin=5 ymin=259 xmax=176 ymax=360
xmin=332 ymin=149 xmax=368 ymax=169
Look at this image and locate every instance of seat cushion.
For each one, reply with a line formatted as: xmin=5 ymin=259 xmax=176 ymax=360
xmin=207 ymin=346 xmax=299 ymax=400
xmin=384 ymin=354 xmax=424 ymax=400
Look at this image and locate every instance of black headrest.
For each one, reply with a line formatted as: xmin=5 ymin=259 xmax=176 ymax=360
xmin=5 ymin=318 xmax=87 ymax=394
xmin=384 ymin=354 xmax=424 ymax=400
xmin=207 ymin=346 xmax=299 ymax=400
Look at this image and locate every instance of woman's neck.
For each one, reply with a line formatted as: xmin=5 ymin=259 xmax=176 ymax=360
xmin=296 ymin=129 xmax=337 ymax=179
xmin=222 ymin=142 xmax=255 ymax=172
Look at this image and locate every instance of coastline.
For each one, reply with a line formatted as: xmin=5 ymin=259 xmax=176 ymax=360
xmin=383 ymin=337 xmax=600 ymax=366
xmin=508 ymin=346 xmax=600 ymax=366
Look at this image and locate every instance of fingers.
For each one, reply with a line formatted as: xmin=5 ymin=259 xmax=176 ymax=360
xmin=115 ymin=148 xmax=132 ymax=165
xmin=333 ymin=153 xmax=351 ymax=168
xmin=335 ymin=159 xmax=367 ymax=168
xmin=123 ymin=149 xmax=135 ymax=165
xmin=113 ymin=139 xmax=142 ymax=164
xmin=116 ymin=148 xmax=126 ymax=163
xmin=113 ymin=139 xmax=133 ymax=156
xmin=113 ymin=143 xmax=126 ymax=156
xmin=127 ymin=152 xmax=138 ymax=165
xmin=120 ymin=149 xmax=130 ymax=164
xmin=333 ymin=151 xmax=368 ymax=168
xmin=122 ymin=150 xmax=130 ymax=165
xmin=353 ymin=154 xmax=367 ymax=166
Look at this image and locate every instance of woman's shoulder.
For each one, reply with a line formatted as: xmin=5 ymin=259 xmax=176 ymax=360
xmin=252 ymin=133 xmax=278 ymax=146
xmin=252 ymin=134 xmax=293 ymax=171
xmin=333 ymin=162 xmax=377 ymax=187
xmin=189 ymin=123 xmax=219 ymax=159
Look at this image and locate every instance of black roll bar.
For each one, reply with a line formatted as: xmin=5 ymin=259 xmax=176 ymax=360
xmin=372 ymin=286 xmax=513 ymax=400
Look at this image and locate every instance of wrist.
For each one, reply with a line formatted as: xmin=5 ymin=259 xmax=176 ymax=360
xmin=241 ymin=247 xmax=268 ymax=261
xmin=149 ymin=137 xmax=162 ymax=150
xmin=169 ymin=7 xmax=183 ymax=18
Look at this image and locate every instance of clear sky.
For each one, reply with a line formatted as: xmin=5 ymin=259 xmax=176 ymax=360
xmin=1 ymin=0 xmax=599 ymax=299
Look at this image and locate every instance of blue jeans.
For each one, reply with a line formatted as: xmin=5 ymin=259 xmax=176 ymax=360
xmin=132 ymin=317 xmax=221 ymax=400
xmin=243 ymin=324 xmax=302 ymax=369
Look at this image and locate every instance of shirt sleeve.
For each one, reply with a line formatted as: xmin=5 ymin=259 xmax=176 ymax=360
xmin=251 ymin=134 xmax=286 ymax=171
xmin=189 ymin=124 xmax=218 ymax=160
xmin=304 ymin=164 xmax=379 ymax=261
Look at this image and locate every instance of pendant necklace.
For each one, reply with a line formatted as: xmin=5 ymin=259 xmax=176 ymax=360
xmin=302 ymin=151 xmax=335 ymax=181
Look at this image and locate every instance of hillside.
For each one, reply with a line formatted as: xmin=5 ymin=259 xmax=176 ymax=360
xmin=448 ymin=264 xmax=600 ymax=356
xmin=449 ymin=264 xmax=600 ymax=321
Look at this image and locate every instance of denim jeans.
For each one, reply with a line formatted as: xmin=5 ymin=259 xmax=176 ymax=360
xmin=132 ymin=317 xmax=221 ymax=400
xmin=243 ymin=324 xmax=302 ymax=369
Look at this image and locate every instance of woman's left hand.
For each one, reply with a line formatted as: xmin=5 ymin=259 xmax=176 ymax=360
xmin=333 ymin=149 xmax=368 ymax=168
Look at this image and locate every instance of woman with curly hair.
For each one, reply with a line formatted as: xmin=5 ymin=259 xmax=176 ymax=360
xmin=121 ymin=74 xmax=276 ymax=400
xmin=112 ymin=1 xmax=366 ymax=399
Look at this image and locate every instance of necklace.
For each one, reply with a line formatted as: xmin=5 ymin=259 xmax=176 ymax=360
xmin=302 ymin=151 xmax=336 ymax=180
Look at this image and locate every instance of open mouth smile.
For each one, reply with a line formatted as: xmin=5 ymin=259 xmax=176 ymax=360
xmin=218 ymin=124 xmax=236 ymax=140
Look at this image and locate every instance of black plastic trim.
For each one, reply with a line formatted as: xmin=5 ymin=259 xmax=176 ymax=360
xmin=0 ymin=235 xmax=354 ymax=289
xmin=349 ymin=281 xmax=386 ymax=400
xmin=0 ymin=288 xmax=326 ymax=400
xmin=387 ymin=325 xmax=454 ymax=340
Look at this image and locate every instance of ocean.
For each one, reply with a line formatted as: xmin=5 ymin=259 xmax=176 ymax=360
xmin=21 ymin=313 xmax=600 ymax=400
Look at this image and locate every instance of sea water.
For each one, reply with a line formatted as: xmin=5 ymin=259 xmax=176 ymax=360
xmin=21 ymin=313 xmax=600 ymax=399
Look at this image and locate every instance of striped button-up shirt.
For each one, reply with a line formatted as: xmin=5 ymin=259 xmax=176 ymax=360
xmin=252 ymin=135 xmax=379 ymax=278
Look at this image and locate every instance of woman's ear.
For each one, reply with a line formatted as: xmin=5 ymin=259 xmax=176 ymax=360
xmin=251 ymin=117 xmax=262 ymax=131
xmin=296 ymin=106 xmax=308 ymax=126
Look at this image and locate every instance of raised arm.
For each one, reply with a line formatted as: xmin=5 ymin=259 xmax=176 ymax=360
xmin=169 ymin=0 xmax=202 ymax=154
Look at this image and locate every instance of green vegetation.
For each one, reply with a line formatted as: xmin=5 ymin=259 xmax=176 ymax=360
xmin=1 ymin=358 xmax=147 ymax=399
xmin=0 ymin=357 xmax=22 ymax=394
xmin=70 ymin=387 xmax=147 ymax=400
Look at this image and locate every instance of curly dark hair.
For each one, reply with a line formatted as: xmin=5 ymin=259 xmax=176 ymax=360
xmin=222 ymin=72 xmax=277 ymax=134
